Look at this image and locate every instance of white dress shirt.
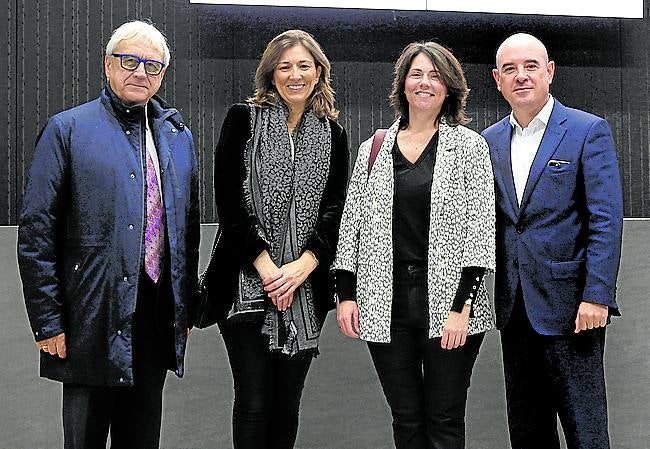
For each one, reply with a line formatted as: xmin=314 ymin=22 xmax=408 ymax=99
xmin=509 ymin=95 xmax=555 ymax=206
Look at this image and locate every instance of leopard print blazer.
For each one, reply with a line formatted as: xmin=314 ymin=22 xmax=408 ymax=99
xmin=333 ymin=119 xmax=496 ymax=343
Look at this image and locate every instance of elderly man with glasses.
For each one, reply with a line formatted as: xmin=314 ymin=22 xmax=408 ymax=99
xmin=17 ymin=20 xmax=199 ymax=449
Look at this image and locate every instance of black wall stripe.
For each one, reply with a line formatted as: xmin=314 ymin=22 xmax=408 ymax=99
xmin=3 ymin=0 xmax=650 ymax=224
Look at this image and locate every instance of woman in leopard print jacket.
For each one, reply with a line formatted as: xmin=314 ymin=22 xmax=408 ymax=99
xmin=333 ymin=41 xmax=495 ymax=449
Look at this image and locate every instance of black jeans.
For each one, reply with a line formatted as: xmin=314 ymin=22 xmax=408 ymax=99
xmin=62 ymin=270 xmax=172 ymax=449
xmin=501 ymin=289 xmax=610 ymax=449
xmin=221 ymin=321 xmax=313 ymax=449
xmin=367 ymin=265 xmax=484 ymax=449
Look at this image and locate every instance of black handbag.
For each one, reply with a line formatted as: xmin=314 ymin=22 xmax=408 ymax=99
xmin=195 ymin=225 xmax=223 ymax=329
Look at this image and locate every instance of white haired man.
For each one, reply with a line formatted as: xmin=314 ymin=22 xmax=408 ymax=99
xmin=17 ymin=20 xmax=200 ymax=448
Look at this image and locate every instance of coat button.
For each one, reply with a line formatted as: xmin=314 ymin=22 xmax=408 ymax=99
xmin=119 ymin=377 xmax=124 ymax=383
xmin=123 ymin=276 xmax=128 ymax=282
xmin=171 ymin=128 xmax=177 ymax=133
xmin=126 ymin=109 xmax=130 ymax=113
xmin=125 ymin=130 xmax=131 ymax=135
xmin=74 ymin=264 xmax=79 ymax=271
xmin=128 ymin=224 xmax=134 ymax=229
xmin=117 ymin=330 xmax=122 ymax=336
xmin=130 ymin=173 xmax=135 ymax=179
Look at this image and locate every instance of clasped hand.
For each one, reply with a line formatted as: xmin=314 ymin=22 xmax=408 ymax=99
xmin=255 ymin=251 xmax=317 ymax=311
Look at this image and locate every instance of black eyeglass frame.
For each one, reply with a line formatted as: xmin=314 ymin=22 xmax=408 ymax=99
xmin=111 ymin=53 xmax=166 ymax=76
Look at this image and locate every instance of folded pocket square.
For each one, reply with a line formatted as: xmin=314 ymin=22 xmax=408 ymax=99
xmin=547 ymin=159 xmax=571 ymax=167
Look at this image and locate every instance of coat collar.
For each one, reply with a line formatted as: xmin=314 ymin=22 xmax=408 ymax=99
xmin=100 ymin=82 xmax=186 ymax=131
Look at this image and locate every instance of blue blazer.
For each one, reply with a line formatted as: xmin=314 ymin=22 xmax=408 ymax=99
xmin=482 ymin=99 xmax=623 ymax=335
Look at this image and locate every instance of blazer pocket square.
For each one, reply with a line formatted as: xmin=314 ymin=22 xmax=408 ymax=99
xmin=547 ymin=159 xmax=571 ymax=167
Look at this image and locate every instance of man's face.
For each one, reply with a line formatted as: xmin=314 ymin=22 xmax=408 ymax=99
xmin=104 ymin=38 xmax=166 ymax=106
xmin=492 ymin=38 xmax=554 ymax=119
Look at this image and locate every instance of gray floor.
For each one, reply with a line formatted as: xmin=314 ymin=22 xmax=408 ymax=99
xmin=1 ymin=222 xmax=648 ymax=449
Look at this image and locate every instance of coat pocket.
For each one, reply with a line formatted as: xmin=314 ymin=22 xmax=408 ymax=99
xmin=550 ymin=260 xmax=585 ymax=279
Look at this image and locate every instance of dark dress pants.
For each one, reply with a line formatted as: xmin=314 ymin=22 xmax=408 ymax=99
xmin=221 ymin=321 xmax=313 ymax=449
xmin=500 ymin=288 xmax=610 ymax=449
xmin=62 ymin=270 xmax=173 ymax=449
xmin=367 ymin=266 xmax=485 ymax=449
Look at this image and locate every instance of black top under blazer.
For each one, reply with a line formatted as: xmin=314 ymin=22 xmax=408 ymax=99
xmin=211 ymin=103 xmax=350 ymax=326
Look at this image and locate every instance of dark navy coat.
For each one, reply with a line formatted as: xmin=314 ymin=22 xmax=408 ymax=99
xmin=17 ymin=86 xmax=200 ymax=386
xmin=482 ymin=99 xmax=623 ymax=335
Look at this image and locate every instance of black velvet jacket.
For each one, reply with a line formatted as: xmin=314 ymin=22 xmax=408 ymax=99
xmin=211 ymin=103 xmax=350 ymax=326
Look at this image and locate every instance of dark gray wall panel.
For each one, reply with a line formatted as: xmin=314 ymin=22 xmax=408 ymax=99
xmin=1 ymin=1 xmax=16 ymax=225
xmin=3 ymin=1 xmax=650 ymax=224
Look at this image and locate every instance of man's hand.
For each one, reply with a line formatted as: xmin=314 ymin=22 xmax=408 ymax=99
xmin=574 ymin=301 xmax=608 ymax=333
xmin=337 ymin=300 xmax=360 ymax=338
xmin=36 ymin=333 xmax=66 ymax=358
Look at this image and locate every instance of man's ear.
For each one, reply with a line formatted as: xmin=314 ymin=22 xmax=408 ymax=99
xmin=546 ymin=60 xmax=555 ymax=85
xmin=104 ymin=55 xmax=111 ymax=80
xmin=492 ymin=68 xmax=501 ymax=91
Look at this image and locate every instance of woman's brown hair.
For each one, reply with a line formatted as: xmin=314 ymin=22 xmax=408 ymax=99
xmin=249 ymin=29 xmax=338 ymax=120
xmin=389 ymin=41 xmax=470 ymax=127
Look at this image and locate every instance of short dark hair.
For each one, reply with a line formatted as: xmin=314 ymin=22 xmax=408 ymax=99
xmin=389 ymin=41 xmax=470 ymax=127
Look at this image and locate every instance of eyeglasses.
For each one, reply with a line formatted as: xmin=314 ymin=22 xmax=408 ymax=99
xmin=111 ymin=53 xmax=166 ymax=76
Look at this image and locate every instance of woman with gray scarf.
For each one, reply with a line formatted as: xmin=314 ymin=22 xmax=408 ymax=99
xmin=210 ymin=30 xmax=349 ymax=449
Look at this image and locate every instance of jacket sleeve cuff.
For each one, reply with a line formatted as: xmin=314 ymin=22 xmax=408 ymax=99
xmin=335 ymin=269 xmax=357 ymax=302
xmin=451 ymin=266 xmax=486 ymax=316
xmin=582 ymin=285 xmax=618 ymax=311
xmin=33 ymin=318 xmax=65 ymax=342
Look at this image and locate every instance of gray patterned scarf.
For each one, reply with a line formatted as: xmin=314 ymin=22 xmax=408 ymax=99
xmin=229 ymin=103 xmax=331 ymax=355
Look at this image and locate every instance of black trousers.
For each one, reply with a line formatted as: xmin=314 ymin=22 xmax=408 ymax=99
xmin=367 ymin=266 xmax=484 ymax=449
xmin=221 ymin=321 xmax=313 ymax=449
xmin=500 ymin=289 xmax=610 ymax=449
xmin=62 ymin=271 xmax=172 ymax=449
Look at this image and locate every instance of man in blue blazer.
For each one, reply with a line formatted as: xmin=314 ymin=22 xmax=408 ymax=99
xmin=482 ymin=33 xmax=623 ymax=449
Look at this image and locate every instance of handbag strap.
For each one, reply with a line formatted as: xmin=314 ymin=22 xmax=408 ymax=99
xmin=368 ymin=128 xmax=388 ymax=176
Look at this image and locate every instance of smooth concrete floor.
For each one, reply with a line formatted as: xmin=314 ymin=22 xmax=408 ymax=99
xmin=1 ymin=222 xmax=648 ymax=449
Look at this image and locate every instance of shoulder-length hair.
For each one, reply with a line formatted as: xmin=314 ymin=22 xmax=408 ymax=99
xmin=389 ymin=41 xmax=470 ymax=127
xmin=248 ymin=29 xmax=338 ymax=120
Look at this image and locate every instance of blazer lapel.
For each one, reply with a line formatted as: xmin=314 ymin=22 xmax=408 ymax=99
xmin=518 ymin=101 xmax=568 ymax=216
xmin=493 ymin=119 xmax=519 ymax=221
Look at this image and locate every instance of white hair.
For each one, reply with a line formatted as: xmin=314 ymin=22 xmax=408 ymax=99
xmin=105 ymin=20 xmax=171 ymax=66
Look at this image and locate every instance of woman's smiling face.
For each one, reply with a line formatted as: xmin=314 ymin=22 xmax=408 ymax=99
xmin=273 ymin=45 xmax=322 ymax=112
xmin=404 ymin=52 xmax=447 ymax=117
